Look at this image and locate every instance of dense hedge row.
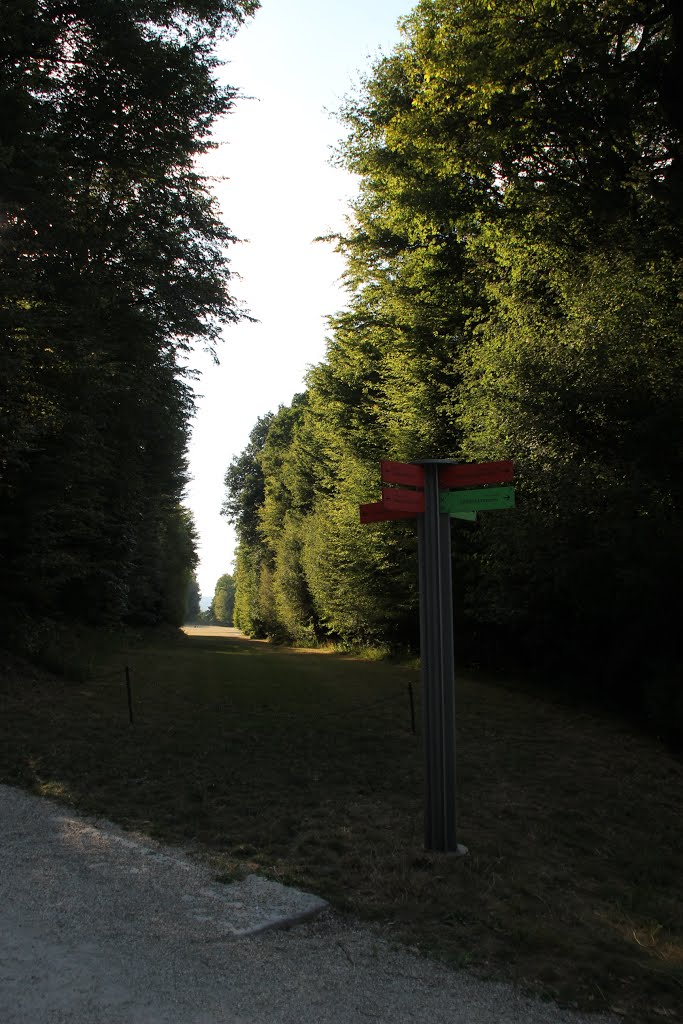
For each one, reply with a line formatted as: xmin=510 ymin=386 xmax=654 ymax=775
xmin=1 ymin=0 xmax=257 ymax=636
xmin=224 ymin=0 xmax=683 ymax=742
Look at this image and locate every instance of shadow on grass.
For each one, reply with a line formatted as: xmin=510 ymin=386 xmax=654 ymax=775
xmin=2 ymin=627 xmax=682 ymax=1022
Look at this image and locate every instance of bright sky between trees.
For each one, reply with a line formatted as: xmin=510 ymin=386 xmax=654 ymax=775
xmin=186 ymin=0 xmax=413 ymax=607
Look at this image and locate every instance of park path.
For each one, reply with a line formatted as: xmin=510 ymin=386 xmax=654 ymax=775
xmin=180 ymin=624 xmax=322 ymax=655
xmin=182 ymin=625 xmax=247 ymax=639
xmin=0 ymin=782 xmax=618 ymax=1024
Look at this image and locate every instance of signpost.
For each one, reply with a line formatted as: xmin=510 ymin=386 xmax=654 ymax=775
xmin=360 ymin=458 xmax=515 ymax=854
xmin=439 ymin=460 xmax=514 ymax=488
xmin=381 ymin=460 xmax=425 ymax=488
xmin=382 ymin=487 xmax=425 ymax=513
xmin=440 ymin=485 xmax=515 ymax=515
xmin=417 ymin=462 xmax=460 ymax=853
xmin=359 ymin=502 xmax=416 ymax=523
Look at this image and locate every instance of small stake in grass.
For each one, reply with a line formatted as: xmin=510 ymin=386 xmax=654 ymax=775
xmin=408 ymin=680 xmax=416 ymax=735
xmin=125 ymin=666 xmax=134 ymax=725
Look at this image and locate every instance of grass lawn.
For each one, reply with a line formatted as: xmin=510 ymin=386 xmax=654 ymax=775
xmin=1 ymin=625 xmax=682 ymax=1022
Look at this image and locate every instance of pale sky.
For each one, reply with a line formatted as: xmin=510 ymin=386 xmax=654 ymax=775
xmin=186 ymin=0 xmax=413 ymax=606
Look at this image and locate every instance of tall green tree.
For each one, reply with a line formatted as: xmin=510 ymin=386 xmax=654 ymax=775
xmin=185 ymin=574 xmax=202 ymax=623
xmin=210 ymin=573 xmax=235 ymax=625
xmin=222 ymin=414 xmax=277 ymax=637
xmin=331 ymin=0 xmax=683 ymax=698
xmin=0 ymin=0 xmax=258 ymax=634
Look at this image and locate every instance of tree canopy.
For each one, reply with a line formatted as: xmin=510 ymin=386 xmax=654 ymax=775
xmin=210 ymin=573 xmax=235 ymax=625
xmin=224 ymin=0 xmax=682 ymax=741
xmin=1 ymin=0 xmax=258 ymax=636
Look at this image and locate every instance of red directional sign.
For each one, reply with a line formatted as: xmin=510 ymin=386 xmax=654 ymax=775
xmin=382 ymin=487 xmax=425 ymax=513
xmin=380 ymin=460 xmax=425 ymax=488
xmin=439 ymin=460 xmax=514 ymax=489
xmin=359 ymin=502 xmax=418 ymax=523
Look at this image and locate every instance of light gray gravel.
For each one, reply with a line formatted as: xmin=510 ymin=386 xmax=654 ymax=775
xmin=0 ymin=783 xmax=618 ymax=1024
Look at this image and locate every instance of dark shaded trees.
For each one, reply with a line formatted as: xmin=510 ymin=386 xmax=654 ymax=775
xmin=1 ymin=0 xmax=258 ymax=633
xmin=185 ymin=574 xmax=202 ymax=623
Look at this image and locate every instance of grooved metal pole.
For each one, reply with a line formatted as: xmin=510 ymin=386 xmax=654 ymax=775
xmin=417 ymin=462 xmax=461 ymax=853
xmin=125 ymin=666 xmax=134 ymax=725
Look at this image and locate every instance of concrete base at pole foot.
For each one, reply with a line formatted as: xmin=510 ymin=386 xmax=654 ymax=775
xmin=430 ymin=844 xmax=469 ymax=857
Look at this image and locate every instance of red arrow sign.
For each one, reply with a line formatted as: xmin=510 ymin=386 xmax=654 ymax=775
xmin=382 ymin=487 xmax=426 ymax=513
xmin=439 ymin=460 xmax=514 ymax=489
xmin=359 ymin=501 xmax=418 ymax=523
xmin=380 ymin=460 xmax=425 ymax=488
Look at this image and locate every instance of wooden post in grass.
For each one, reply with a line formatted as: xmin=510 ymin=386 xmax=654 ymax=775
xmin=125 ymin=666 xmax=134 ymax=725
xmin=408 ymin=680 xmax=416 ymax=735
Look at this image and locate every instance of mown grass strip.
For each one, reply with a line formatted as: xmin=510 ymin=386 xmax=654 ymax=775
xmin=1 ymin=627 xmax=682 ymax=1022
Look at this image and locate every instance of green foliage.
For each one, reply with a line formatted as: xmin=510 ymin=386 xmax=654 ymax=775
xmin=232 ymin=543 xmax=267 ymax=637
xmin=222 ymin=0 xmax=681 ymax=737
xmin=222 ymin=414 xmax=274 ymax=546
xmin=0 ymin=0 xmax=258 ymax=631
xmin=185 ymin=575 xmax=202 ymax=623
xmin=210 ymin=573 xmax=235 ymax=625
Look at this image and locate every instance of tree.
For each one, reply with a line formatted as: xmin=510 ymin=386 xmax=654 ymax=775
xmin=210 ymin=573 xmax=235 ymax=625
xmin=185 ymin=575 xmax=202 ymax=623
xmin=0 ymin=0 xmax=259 ymax=635
xmin=222 ymin=414 xmax=274 ymax=547
xmin=222 ymin=414 xmax=275 ymax=637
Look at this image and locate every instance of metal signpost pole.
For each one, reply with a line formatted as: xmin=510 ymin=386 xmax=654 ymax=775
xmin=417 ymin=462 xmax=463 ymax=854
xmin=361 ymin=456 xmax=513 ymax=855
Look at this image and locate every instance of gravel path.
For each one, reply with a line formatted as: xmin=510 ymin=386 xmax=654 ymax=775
xmin=0 ymin=784 xmax=617 ymax=1024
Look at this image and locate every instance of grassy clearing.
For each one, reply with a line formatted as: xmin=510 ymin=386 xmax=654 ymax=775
xmin=1 ymin=626 xmax=682 ymax=1022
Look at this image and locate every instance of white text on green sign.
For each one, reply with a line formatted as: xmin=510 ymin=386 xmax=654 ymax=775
xmin=440 ymin=485 xmax=515 ymax=514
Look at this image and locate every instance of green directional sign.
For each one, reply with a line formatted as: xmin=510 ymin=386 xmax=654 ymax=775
xmin=452 ymin=510 xmax=477 ymax=521
xmin=440 ymin=485 xmax=515 ymax=515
